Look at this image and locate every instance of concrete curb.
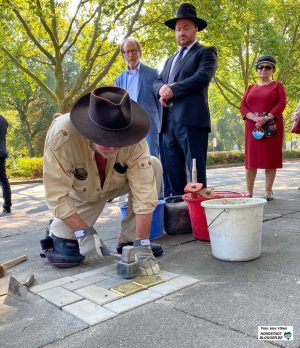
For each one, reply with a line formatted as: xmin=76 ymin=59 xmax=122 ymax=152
xmin=9 ymin=179 xmax=43 ymax=185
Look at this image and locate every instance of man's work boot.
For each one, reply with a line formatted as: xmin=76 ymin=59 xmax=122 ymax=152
xmin=133 ymin=239 xmax=160 ymax=276
xmin=40 ymin=234 xmax=85 ymax=267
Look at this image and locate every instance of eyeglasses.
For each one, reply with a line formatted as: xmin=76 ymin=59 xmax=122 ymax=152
xmin=123 ymin=49 xmax=139 ymax=55
xmin=257 ymin=65 xmax=273 ymax=71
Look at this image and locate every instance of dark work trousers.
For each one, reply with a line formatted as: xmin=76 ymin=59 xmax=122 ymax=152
xmin=159 ymin=133 xmax=171 ymax=197
xmin=0 ymin=157 xmax=12 ymax=212
xmin=163 ymin=117 xmax=209 ymax=195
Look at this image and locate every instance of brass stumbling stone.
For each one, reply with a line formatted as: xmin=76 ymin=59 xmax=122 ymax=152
xmin=111 ymin=282 xmax=144 ymax=296
xmin=133 ymin=275 xmax=163 ymax=288
xmin=110 ymin=275 xmax=164 ymax=296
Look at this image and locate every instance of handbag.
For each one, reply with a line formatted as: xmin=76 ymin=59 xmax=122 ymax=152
xmin=264 ymin=118 xmax=277 ymax=136
xmin=291 ymin=104 xmax=300 ymax=134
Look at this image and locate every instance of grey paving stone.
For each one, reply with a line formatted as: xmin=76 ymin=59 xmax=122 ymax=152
xmin=62 ymin=299 xmax=116 ymax=326
xmin=148 ymin=276 xmax=200 ymax=295
xmin=103 ymin=289 xmax=163 ymax=314
xmin=75 ymin=284 xmax=121 ymax=305
xmin=72 ymin=264 xmax=116 ymax=279
xmin=0 ymin=291 xmax=88 ymax=348
xmin=158 ymin=270 xmax=181 ymax=281
xmin=94 ymin=276 xmax=131 ymax=289
xmin=38 ymin=286 xmax=83 ymax=308
xmin=30 ymin=276 xmax=76 ymax=293
xmin=101 ymin=268 xmax=119 ymax=277
xmin=62 ymin=274 xmax=110 ymax=291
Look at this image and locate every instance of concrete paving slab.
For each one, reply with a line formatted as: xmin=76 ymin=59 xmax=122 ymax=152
xmin=0 ymin=292 xmax=87 ymax=348
xmin=75 ymin=284 xmax=121 ymax=305
xmin=42 ymin=302 xmax=275 ymax=348
xmin=94 ymin=276 xmax=131 ymax=289
xmin=71 ymin=263 xmax=117 ymax=279
xmin=37 ymin=286 xmax=83 ymax=308
xmin=62 ymin=274 xmax=110 ymax=291
xmin=103 ymin=289 xmax=163 ymax=314
xmin=148 ymin=276 xmax=200 ymax=295
xmin=156 ymin=270 xmax=181 ymax=281
xmin=30 ymin=276 xmax=77 ymax=293
xmin=62 ymin=299 xmax=117 ymax=326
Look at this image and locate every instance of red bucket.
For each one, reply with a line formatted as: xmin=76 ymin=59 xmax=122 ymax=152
xmin=182 ymin=191 xmax=247 ymax=241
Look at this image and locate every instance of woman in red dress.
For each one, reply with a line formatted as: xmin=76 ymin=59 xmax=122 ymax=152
xmin=240 ymin=55 xmax=287 ymax=200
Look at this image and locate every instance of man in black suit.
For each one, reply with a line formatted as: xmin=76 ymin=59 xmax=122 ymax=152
xmin=153 ymin=3 xmax=217 ymax=195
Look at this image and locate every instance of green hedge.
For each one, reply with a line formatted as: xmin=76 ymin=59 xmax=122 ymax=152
xmin=6 ymin=157 xmax=43 ymax=179
xmin=5 ymin=150 xmax=300 ymax=179
xmin=207 ymin=151 xmax=245 ymax=166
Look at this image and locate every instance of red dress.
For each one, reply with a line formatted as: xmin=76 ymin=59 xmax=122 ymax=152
xmin=240 ymin=81 xmax=286 ymax=169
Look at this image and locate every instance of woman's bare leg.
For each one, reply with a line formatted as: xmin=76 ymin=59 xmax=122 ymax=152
xmin=246 ymin=168 xmax=257 ymax=196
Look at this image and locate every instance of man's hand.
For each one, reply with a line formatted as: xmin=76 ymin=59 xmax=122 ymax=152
xmin=133 ymin=242 xmax=160 ymax=276
xmin=159 ymin=84 xmax=174 ymax=100
xmin=159 ymin=97 xmax=170 ymax=106
xmin=75 ymin=227 xmax=105 ymax=263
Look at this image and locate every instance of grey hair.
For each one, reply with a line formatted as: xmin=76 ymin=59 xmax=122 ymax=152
xmin=120 ymin=38 xmax=142 ymax=56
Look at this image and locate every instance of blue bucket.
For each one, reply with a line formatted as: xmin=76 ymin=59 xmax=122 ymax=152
xmin=119 ymin=200 xmax=165 ymax=240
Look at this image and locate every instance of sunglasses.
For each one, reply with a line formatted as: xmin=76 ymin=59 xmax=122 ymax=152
xmin=257 ymin=65 xmax=273 ymax=71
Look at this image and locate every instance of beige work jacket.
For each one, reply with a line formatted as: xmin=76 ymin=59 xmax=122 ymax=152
xmin=43 ymin=114 xmax=158 ymax=220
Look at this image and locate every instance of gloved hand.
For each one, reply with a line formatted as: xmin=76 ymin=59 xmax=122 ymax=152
xmin=133 ymin=239 xmax=160 ymax=276
xmin=75 ymin=227 xmax=105 ymax=263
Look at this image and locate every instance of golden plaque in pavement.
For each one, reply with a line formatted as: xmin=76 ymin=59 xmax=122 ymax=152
xmin=111 ymin=282 xmax=144 ymax=296
xmin=133 ymin=275 xmax=163 ymax=288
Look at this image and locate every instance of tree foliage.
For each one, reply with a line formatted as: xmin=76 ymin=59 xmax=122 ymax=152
xmin=0 ymin=0 xmax=155 ymax=112
xmin=0 ymin=0 xmax=300 ymax=156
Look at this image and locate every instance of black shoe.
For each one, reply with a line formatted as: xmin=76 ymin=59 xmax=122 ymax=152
xmin=116 ymin=242 xmax=163 ymax=257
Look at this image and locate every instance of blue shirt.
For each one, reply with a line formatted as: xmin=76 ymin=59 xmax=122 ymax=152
xmin=126 ymin=63 xmax=140 ymax=102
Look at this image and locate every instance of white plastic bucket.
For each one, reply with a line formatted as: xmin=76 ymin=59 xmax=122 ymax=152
xmin=201 ymin=198 xmax=267 ymax=261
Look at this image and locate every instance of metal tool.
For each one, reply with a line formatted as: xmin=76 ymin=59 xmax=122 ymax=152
xmin=100 ymin=245 xmax=139 ymax=279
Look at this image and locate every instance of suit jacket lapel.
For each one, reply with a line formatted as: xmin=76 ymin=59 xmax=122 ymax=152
xmin=165 ymin=55 xmax=176 ymax=83
xmin=122 ymin=70 xmax=128 ymax=89
xmin=173 ymin=42 xmax=201 ymax=80
xmin=137 ymin=63 xmax=144 ymax=100
xmin=182 ymin=42 xmax=201 ymax=64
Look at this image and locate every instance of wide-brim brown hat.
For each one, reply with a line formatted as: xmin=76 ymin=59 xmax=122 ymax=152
xmin=165 ymin=3 xmax=207 ymax=31
xmin=70 ymin=86 xmax=150 ymax=147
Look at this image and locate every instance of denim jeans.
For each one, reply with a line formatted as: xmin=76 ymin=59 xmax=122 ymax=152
xmin=0 ymin=157 xmax=11 ymax=212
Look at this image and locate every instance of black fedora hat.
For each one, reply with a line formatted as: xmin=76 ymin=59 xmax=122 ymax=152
xmin=165 ymin=3 xmax=207 ymax=31
xmin=70 ymin=86 xmax=150 ymax=147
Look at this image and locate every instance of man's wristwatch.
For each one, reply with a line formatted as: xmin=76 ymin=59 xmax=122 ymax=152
xmin=74 ymin=227 xmax=97 ymax=239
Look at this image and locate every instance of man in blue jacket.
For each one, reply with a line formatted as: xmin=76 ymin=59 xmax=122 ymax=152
xmin=0 ymin=114 xmax=12 ymax=217
xmin=153 ymin=3 xmax=217 ymax=195
xmin=115 ymin=38 xmax=162 ymax=158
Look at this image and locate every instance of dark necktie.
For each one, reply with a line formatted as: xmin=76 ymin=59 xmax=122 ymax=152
xmin=167 ymin=47 xmax=186 ymax=83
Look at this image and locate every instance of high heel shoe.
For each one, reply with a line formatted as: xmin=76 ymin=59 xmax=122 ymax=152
xmin=264 ymin=191 xmax=273 ymax=201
